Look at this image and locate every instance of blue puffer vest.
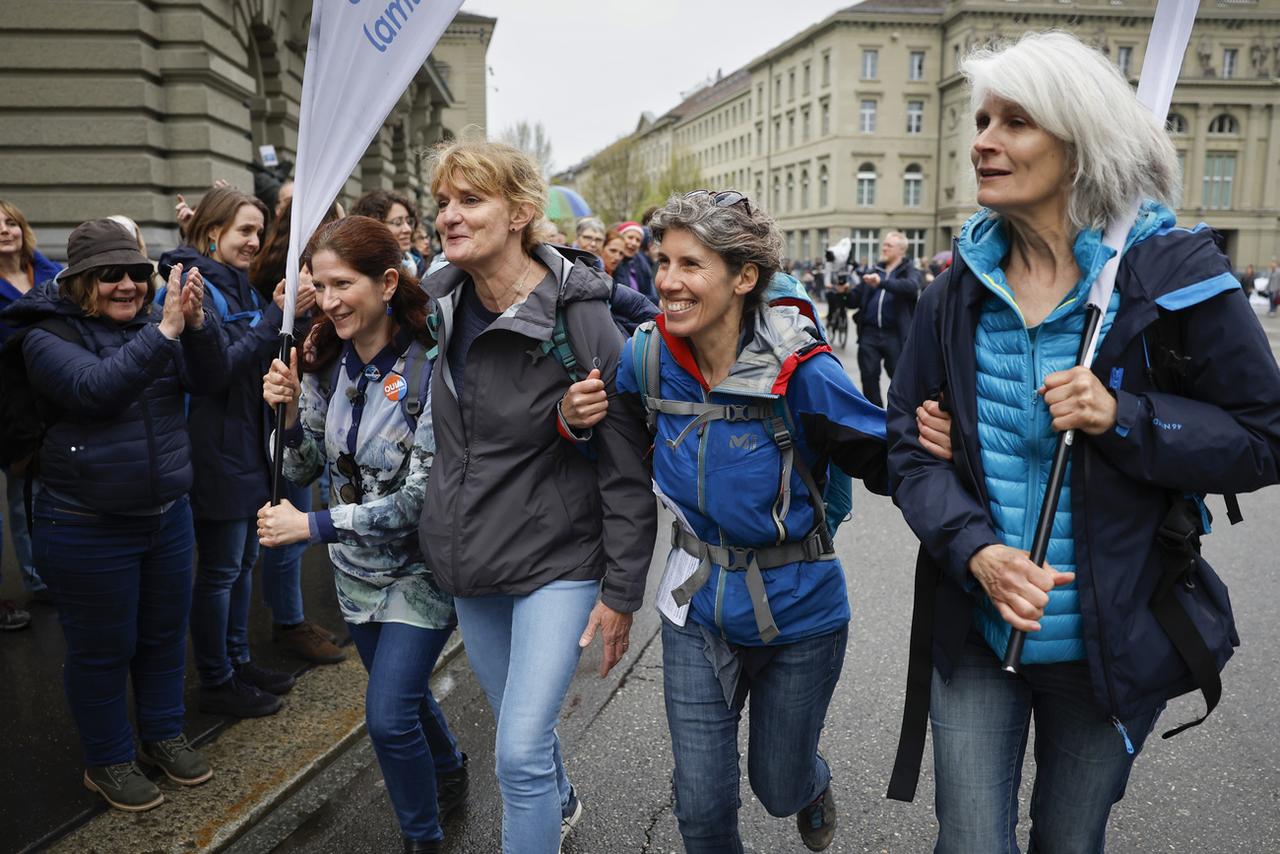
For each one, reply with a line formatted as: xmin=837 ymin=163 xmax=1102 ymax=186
xmin=960 ymin=203 xmax=1176 ymax=664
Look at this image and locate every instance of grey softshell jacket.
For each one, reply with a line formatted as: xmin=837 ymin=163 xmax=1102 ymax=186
xmin=419 ymin=244 xmax=657 ymax=612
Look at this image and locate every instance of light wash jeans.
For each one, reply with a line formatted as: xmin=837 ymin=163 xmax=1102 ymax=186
xmin=930 ymin=634 xmax=1162 ymax=854
xmin=453 ymin=579 xmax=598 ymax=854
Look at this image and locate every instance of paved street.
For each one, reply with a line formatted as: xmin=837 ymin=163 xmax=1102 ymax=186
xmin=225 ymin=309 xmax=1280 ymax=854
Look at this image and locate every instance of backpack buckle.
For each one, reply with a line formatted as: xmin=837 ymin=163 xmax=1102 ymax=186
xmin=723 ymin=546 xmax=754 ymax=571
xmin=724 ymin=405 xmax=752 ymax=422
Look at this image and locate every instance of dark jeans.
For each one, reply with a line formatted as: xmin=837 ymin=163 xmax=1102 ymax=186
xmin=661 ymin=617 xmax=848 ymax=854
xmin=348 ymin=620 xmax=464 ymax=843
xmin=856 ymin=324 xmax=902 ymax=408
xmin=259 ymin=480 xmax=311 ymax=625
xmin=192 ymin=517 xmax=258 ymax=686
xmin=33 ymin=495 xmax=194 ymax=766
xmin=930 ymin=635 xmax=1163 ymax=854
xmin=2 ymin=468 xmax=44 ymax=591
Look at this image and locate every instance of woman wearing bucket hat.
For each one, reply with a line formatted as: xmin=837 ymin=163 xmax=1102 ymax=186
xmin=0 ymin=219 xmax=230 ymax=811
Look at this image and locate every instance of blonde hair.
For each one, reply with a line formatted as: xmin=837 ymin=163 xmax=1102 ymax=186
xmin=60 ymin=269 xmax=157 ymax=318
xmin=962 ymin=31 xmax=1179 ymax=231
xmin=0 ymin=200 xmax=37 ymax=268
xmin=428 ymin=139 xmax=547 ymax=254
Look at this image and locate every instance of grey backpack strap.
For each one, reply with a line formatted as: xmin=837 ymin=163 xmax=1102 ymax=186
xmin=400 ymin=342 xmax=431 ymax=421
xmin=642 ymin=322 xmax=662 ymax=434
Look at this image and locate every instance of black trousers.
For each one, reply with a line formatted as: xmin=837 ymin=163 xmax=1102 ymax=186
xmin=856 ymin=324 xmax=902 ymax=408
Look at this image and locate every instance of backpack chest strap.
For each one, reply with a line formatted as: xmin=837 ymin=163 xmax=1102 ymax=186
xmin=652 ymin=399 xmax=775 ymax=449
xmin=669 ymin=521 xmax=835 ymax=644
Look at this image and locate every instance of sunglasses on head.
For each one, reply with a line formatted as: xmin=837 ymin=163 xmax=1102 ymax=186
xmin=96 ymin=264 xmax=154 ymax=284
xmin=684 ymin=189 xmax=752 ymax=215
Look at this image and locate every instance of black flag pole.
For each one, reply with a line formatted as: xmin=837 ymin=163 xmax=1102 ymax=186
xmin=1002 ymin=303 xmax=1102 ymax=674
xmin=269 ymin=332 xmax=295 ymax=506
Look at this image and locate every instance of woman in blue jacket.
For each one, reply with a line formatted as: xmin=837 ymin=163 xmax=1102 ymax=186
xmin=885 ymin=33 xmax=1280 ymax=852
xmin=1 ymin=219 xmax=229 ymax=811
xmin=158 ymin=186 xmax=316 ymax=719
xmin=566 ymin=191 xmax=889 ymax=852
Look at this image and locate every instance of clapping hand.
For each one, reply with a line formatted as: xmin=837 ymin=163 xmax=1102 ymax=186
xmin=159 ymin=263 xmax=186 ymax=339
xmin=180 ymin=266 xmax=206 ymax=330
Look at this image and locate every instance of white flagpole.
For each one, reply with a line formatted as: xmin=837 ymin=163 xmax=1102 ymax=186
xmin=1003 ymin=0 xmax=1201 ymax=673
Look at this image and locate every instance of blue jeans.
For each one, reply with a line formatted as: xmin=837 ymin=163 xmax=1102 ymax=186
xmin=32 ymin=495 xmax=194 ymax=766
xmin=2 ymin=469 xmax=44 ymax=591
xmin=454 ymin=579 xmax=598 ymax=854
xmin=348 ymin=620 xmax=464 ymax=842
xmin=191 ymin=517 xmax=258 ymax=686
xmin=930 ymin=634 xmax=1163 ymax=854
xmin=259 ymin=480 xmax=311 ymax=625
xmin=661 ymin=616 xmax=848 ymax=854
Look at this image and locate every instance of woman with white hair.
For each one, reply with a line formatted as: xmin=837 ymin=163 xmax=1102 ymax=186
xmin=886 ymin=32 xmax=1280 ymax=851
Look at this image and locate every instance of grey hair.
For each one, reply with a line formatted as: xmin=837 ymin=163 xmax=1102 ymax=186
xmin=575 ymin=216 xmax=605 ymax=236
xmin=962 ymin=31 xmax=1179 ymax=231
xmin=649 ymin=193 xmax=783 ymax=312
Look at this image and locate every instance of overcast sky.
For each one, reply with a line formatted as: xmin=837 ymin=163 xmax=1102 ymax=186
xmin=461 ymin=0 xmax=851 ymax=172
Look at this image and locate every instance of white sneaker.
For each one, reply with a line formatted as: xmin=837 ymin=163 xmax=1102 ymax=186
xmin=559 ymin=787 xmax=584 ymax=851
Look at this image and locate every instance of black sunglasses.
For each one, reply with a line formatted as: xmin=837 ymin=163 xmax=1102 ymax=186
xmin=96 ymin=264 xmax=154 ymax=284
xmin=336 ymin=453 xmax=363 ymax=504
xmin=684 ymin=189 xmax=752 ymax=215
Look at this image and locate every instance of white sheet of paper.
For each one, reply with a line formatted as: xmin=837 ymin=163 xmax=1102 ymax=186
xmin=653 ymin=481 xmax=698 ymax=627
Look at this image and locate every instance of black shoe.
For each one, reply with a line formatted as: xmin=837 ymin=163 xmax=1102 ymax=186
xmin=198 ymin=674 xmax=283 ymax=718
xmin=83 ymin=762 xmax=164 ymax=812
xmin=796 ymin=785 xmax=837 ymax=851
xmin=402 ymin=838 xmax=442 ymax=854
xmin=436 ymin=753 xmax=469 ymax=819
xmin=233 ymin=660 xmax=296 ymax=695
xmin=1 ymin=600 xmax=31 ymax=631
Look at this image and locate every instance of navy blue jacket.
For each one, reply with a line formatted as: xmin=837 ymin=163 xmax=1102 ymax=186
xmin=1 ymin=281 xmax=229 ymax=513
xmin=888 ymin=223 xmax=1280 ymax=725
xmin=159 ymin=246 xmax=285 ymax=520
xmin=613 ymin=253 xmax=657 ymax=304
xmin=852 ymin=258 xmax=922 ymax=337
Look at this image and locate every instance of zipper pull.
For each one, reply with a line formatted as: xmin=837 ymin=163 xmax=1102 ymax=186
xmin=1111 ymin=717 xmax=1135 ymax=756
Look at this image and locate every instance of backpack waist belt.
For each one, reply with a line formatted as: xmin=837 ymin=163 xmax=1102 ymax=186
xmin=670 ymin=520 xmax=834 ymax=644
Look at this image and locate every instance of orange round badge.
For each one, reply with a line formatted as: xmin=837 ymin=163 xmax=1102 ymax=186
xmin=382 ymin=373 xmax=407 ymax=402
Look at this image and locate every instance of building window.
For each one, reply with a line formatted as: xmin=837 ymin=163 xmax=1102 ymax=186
xmin=788 ymin=69 xmax=796 ymax=100
xmin=909 ymin=51 xmax=925 ymax=81
xmin=903 ymin=164 xmax=923 ymax=207
xmin=757 ymin=85 xmax=763 ymax=114
xmin=802 ymin=107 xmax=811 ymax=143
xmin=757 ymin=124 xmax=763 ymax=153
xmin=856 ymin=163 xmax=877 ymax=207
xmin=801 ymin=170 xmax=811 ymax=208
xmin=860 ymin=99 xmax=876 ymax=134
xmin=906 ymin=101 xmax=924 ymax=134
xmin=1116 ymin=46 xmax=1133 ymax=77
xmin=803 ymin=62 xmax=811 ymax=95
xmin=756 ymin=176 xmax=764 ymax=202
xmin=822 ymin=51 xmax=831 ymax=86
xmin=1208 ymin=113 xmax=1238 ymax=135
xmin=1203 ymin=153 xmax=1235 ymax=209
xmin=773 ymin=176 xmax=782 ymax=213
xmin=788 ymin=114 xmax=795 ymax=147
xmin=1222 ymin=48 xmax=1238 ymax=79
xmin=1166 ymin=112 xmax=1188 ymax=134
xmin=775 ymin=76 xmax=782 ymax=104
xmin=819 ymin=165 xmax=829 ymax=207
xmin=904 ymin=229 xmax=927 ymax=260
xmin=852 ymin=229 xmax=880 ymax=268
xmin=774 ymin=118 xmax=781 ymax=149
xmin=862 ymin=49 xmax=878 ymax=80
xmin=786 ymin=173 xmax=795 ymax=211
xmin=821 ymin=100 xmax=830 ymax=135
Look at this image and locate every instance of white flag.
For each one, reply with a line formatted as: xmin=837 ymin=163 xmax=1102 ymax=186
xmin=282 ymin=0 xmax=464 ymax=336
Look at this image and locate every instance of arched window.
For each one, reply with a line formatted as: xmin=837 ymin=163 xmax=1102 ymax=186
xmin=801 ymin=170 xmax=811 ymax=209
xmin=786 ymin=173 xmax=796 ymax=211
xmin=1208 ymin=113 xmax=1238 ymax=135
xmin=1165 ymin=113 xmax=1188 ymax=134
xmin=903 ymin=163 xmax=923 ymax=208
xmin=819 ymin=166 xmax=829 ymax=207
xmin=856 ymin=162 xmax=876 ymax=207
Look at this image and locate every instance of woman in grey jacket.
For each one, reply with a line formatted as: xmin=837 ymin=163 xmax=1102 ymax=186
xmin=419 ymin=140 xmax=656 ymax=853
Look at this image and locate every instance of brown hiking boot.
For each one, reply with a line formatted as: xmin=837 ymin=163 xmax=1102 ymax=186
xmin=273 ymin=620 xmax=346 ymax=664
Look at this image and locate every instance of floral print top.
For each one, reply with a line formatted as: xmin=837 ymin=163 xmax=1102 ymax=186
xmin=279 ymin=335 xmax=453 ymax=630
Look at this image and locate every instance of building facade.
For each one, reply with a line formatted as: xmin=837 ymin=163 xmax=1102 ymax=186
xmin=0 ymin=1 xmax=494 ymax=256
xmin=566 ymin=0 xmax=1280 ymax=268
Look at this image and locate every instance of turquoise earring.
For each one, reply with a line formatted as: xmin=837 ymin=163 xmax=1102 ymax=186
xmin=208 ymin=241 xmax=217 ymax=254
